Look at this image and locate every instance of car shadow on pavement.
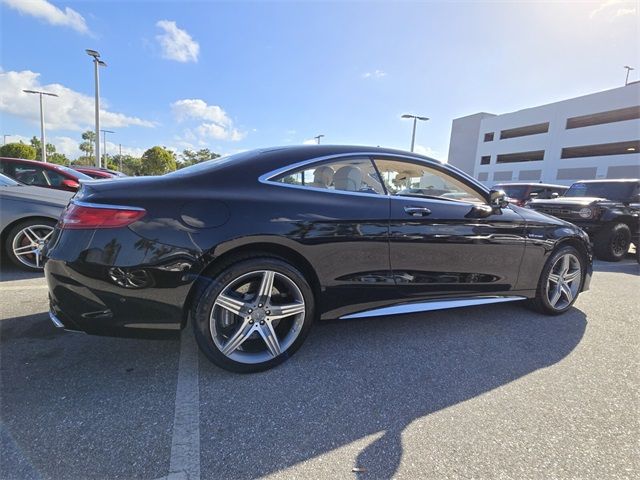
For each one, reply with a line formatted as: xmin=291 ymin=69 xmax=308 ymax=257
xmin=198 ymin=303 xmax=587 ymax=479
xmin=0 ymin=264 xmax=43 ymax=282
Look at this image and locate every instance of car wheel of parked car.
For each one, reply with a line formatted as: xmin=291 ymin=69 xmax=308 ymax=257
xmin=593 ymin=223 xmax=631 ymax=262
xmin=191 ymin=256 xmax=315 ymax=373
xmin=5 ymin=219 xmax=56 ymax=271
xmin=528 ymin=246 xmax=584 ymax=315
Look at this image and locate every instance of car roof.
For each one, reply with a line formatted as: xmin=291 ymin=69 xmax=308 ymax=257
xmin=572 ymin=179 xmax=639 ymax=183
xmin=1 ymin=157 xmax=61 ymax=168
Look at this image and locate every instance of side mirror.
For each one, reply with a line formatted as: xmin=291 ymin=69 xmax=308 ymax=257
xmin=489 ymin=189 xmax=509 ymax=209
xmin=551 ymin=192 xmax=559 ymax=199
xmin=61 ymin=179 xmax=80 ymax=190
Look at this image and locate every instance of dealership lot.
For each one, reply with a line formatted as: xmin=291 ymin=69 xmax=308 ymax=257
xmin=1 ymin=258 xmax=638 ymax=480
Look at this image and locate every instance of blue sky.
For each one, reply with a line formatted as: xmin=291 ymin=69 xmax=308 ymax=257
xmin=1 ymin=0 xmax=638 ymax=160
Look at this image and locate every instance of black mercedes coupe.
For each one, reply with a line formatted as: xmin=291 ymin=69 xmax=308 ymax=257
xmin=44 ymin=146 xmax=592 ymax=372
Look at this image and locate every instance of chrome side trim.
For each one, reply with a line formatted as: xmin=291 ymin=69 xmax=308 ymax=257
xmin=339 ymin=296 xmax=526 ymax=319
xmin=48 ymin=311 xmax=64 ymax=328
xmin=258 ymin=151 xmax=490 ymax=205
xmin=72 ymin=200 xmax=146 ymax=211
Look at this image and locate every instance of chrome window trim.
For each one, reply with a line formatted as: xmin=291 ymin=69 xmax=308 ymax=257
xmin=340 ymin=295 xmax=526 ymax=319
xmin=258 ymin=151 xmax=490 ymax=206
xmin=72 ymin=200 xmax=146 ymax=211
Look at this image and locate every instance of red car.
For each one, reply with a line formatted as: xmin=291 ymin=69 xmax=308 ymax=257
xmin=0 ymin=157 xmax=93 ymax=192
xmin=72 ymin=166 xmax=127 ymax=179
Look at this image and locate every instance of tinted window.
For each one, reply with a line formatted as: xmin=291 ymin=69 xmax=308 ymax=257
xmin=499 ymin=185 xmax=528 ymax=200
xmin=57 ymin=165 xmax=92 ymax=180
xmin=275 ymin=158 xmax=385 ymax=195
xmin=373 ymin=159 xmax=484 ymax=203
xmin=14 ymin=164 xmax=48 ymax=186
xmin=564 ymin=182 xmax=637 ymax=202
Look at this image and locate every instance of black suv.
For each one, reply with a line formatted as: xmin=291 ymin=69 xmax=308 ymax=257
xmin=528 ymin=179 xmax=639 ymax=261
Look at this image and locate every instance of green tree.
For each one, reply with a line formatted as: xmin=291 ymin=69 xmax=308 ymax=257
xmin=179 ymin=148 xmax=220 ymax=168
xmin=30 ymin=136 xmax=56 ymax=161
xmin=0 ymin=142 xmax=37 ymax=159
xmin=79 ymin=130 xmax=96 ymax=160
xmin=141 ymin=146 xmax=176 ymax=175
xmin=47 ymin=152 xmax=70 ymax=165
xmin=121 ymin=155 xmax=143 ymax=176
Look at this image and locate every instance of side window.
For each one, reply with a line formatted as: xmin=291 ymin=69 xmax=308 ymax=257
xmin=373 ymin=158 xmax=485 ymax=204
xmin=43 ymin=169 xmax=65 ymax=187
xmin=274 ymin=158 xmax=385 ymax=195
xmin=14 ymin=165 xmax=48 ymax=186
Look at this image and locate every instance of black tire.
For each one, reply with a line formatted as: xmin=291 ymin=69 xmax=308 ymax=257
xmin=4 ymin=219 xmax=56 ymax=271
xmin=593 ymin=223 xmax=631 ymax=262
xmin=527 ymin=245 xmax=584 ymax=316
xmin=191 ymin=256 xmax=315 ymax=373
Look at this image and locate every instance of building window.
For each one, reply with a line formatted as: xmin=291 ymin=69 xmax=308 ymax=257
xmin=607 ymin=165 xmax=640 ymax=178
xmin=518 ymin=169 xmax=542 ymax=181
xmin=566 ymin=106 xmax=640 ymax=129
xmin=484 ymin=132 xmax=494 ymax=142
xmin=493 ymin=171 xmax=513 ymax=181
xmin=477 ymin=172 xmax=489 ymax=182
xmin=560 ymin=140 xmax=640 ymax=159
xmin=480 ymin=155 xmax=491 ymax=165
xmin=500 ymin=122 xmax=549 ymax=140
xmin=556 ymin=167 xmax=598 ymax=181
xmin=496 ymin=150 xmax=545 ymax=164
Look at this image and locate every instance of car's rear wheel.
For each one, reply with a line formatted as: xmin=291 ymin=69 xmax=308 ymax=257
xmin=192 ymin=257 xmax=315 ymax=373
xmin=593 ymin=223 xmax=631 ymax=262
xmin=528 ymin=245 xmax=583 ymax=315
xmin=4 ymin=219 xmax=56 ymax=271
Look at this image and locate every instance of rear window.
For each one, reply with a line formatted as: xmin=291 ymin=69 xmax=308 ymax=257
xmin=564 ymin=182 xmax=637 ymax=202
xmin=499 ymin=185 xmax=528 ymax=200
xmin=56 ymin=165 xmax=92 ymax=180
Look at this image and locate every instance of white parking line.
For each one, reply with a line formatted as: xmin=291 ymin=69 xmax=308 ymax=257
xmin=0 ymin=285 xmax=48 ymax=291
xmin=167 ymin=325 xmax=201 ymax=480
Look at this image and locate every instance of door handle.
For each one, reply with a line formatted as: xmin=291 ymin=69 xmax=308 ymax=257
xmin=404 ymin=206 xmax=432 ymax=216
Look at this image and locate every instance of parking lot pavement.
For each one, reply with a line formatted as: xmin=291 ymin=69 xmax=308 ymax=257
xmin=1 ymin=258 xmax=638 ymax=480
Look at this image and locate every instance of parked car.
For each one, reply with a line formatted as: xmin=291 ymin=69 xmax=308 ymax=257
xmin=72 ymin=166 xmax=127 ymax=179
xmin=44 ymin=146 xmax=592 ymax=372
xmin=528 ymin=179 xmax=640 ymax=261
xmin=494 ymin=182 xmax=569 ymax=206
xmin=0 ymin=157 xmax=93 ymax=192
xmin=0 ymin=173 xmax=72 ymax=271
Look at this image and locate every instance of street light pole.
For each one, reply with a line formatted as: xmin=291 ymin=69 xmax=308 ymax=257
xmin=401 ymin=114 xmax=429 ymax=152
xmin=314 ymin=134 xmax=325 ymax=144
xmin=22 ymin=89 xmax=58 ymax=162
xmin=86 ymin=49 xmax=107 ymax=168
xmin=3 ymin=134 xmax=10 ymax=145
xmin=100 ymin=129 xmax=114 ymax=163
xmin=624 ymin=65 xmax=634 ymax=86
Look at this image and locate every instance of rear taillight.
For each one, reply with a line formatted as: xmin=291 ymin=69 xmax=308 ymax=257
xmin=59 ymin=202 xmax=146 ymax=229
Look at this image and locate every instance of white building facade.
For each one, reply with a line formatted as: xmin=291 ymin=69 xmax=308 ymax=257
xmin=447 ymin=83 xmax=640 ymax=186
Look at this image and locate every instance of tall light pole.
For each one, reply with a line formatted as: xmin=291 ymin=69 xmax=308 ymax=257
xmin=3 ymin=134 xmax=11 ymax=145
xmin=86 ymin=49 xmax=107 ymax=168
xmin=624 ymin=65 xmax=634 ymax=86
xmin=314 ymin=134 xmax=325 ymax=144
xmin=23 ymin=89 xmax=58 ymax=162
xmin=100 ymin=129 xmax=114 ymax=162
xmin=401 ymin=114 xmax=429 ymax=152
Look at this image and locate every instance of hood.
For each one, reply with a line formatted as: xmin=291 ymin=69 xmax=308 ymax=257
xmin=528 ymin=197 xmax=606 ymax=207
xmin=0 ymin=184 xmax=74 ymax=207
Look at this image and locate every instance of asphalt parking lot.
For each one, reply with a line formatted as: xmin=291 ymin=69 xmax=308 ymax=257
xmin=1 ymin=257 xmax=638 ymax=480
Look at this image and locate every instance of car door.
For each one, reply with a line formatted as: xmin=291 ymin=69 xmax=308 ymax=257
xmin=267 ymin=156 xmax=394 ymax=318
xmin=372 ymin=156 xmax=527 ymax=301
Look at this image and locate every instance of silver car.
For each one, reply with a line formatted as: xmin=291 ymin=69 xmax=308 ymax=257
xmin=1 ymin=173 xmax=72 ymax=271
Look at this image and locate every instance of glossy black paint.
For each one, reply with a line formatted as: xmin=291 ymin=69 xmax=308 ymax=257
xmin=44 ymin=146 xmax=593 ymax=337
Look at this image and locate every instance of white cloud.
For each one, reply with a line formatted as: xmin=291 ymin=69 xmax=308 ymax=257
xmin=52 ymin=136 xmax=79 ymax=158
xmin=0 ymin=69 xmax=156 ymax=131
xmin=362 ymin=69 xmax=387 ymax=79
xmin=156 ymin=20 xmax=199 ymax=63
xmin=590 ymin=0 xmax=637 ymax=19
xmin=303 ymin=139 xmax=319 ymax=145
xmin=413 ymin=145 xmax=441 ymax=159
xmin=171 ymin=98 xmax=245 ymax=141
xmin=104 ymin=141 xmax=146 ymax=158
xmin=1 ymin=0 xmax=89 ymax=34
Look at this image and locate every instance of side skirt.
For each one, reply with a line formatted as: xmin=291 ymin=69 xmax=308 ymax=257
xmin=339 ymin=296 xmax=527 ymax=320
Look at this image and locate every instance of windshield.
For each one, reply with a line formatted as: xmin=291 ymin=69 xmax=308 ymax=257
xmin=564 ymin=182 xmax=637 ymax=202
xmin=56 ymin=165 xmax=93 ymax=180
xmin=0 ymin=173 xmax=20 ymax=186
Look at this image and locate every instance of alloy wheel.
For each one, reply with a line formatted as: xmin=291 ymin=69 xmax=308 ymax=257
xmin=11 ymin=224 xmax=54 ymax=269
xmin=209 ymin=270 xmax=306 ymax=364
xmin=546 ymin=253 xmax=581 ymax=310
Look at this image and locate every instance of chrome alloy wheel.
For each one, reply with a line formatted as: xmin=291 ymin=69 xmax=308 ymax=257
xmin=12 ymin=224 xmax=54 ymax=269
xmin=209 ymin=270 xmax=306 ymax=364
xmin=546 ymin=253 xmax=581 ymax=310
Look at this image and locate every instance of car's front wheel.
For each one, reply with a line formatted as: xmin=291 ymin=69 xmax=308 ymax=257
xmin=593 ymin=223 xmax=631 ymax=262
xmin=4 ymin=219 xmax=56 ymax=271
xmin=192 ymin=256 xmax=315 ymax=373
xmin=528 ymin=245 xmax=584 ymax=315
